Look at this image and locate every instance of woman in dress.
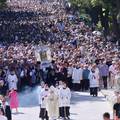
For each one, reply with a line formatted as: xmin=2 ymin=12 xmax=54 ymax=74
xmin=9 ymin=89 xmax=19 ymax=113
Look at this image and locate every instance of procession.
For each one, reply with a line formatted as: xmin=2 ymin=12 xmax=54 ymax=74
xmin=0 ymin=0 xmax=120 ymax=120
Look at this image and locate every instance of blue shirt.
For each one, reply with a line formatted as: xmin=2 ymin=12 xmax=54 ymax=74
xmin=99 ymin=64 xmax=109 ymax=77
xmin=83 ymin=69 xmax=90 ymax=80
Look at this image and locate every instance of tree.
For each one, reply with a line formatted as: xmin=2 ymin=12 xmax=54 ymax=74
xmin=70 ymin=0 xmax=120 ymax=39
xmin=0 ymin=0 xmax=6 ymax=8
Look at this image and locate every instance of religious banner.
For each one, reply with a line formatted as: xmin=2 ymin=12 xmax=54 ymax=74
xmin=35 ymin=45 xmax=52 ymax=64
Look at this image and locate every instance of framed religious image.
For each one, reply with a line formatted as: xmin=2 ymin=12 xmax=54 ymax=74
xmin=35 ymin=51 xmax=41 ymax=61
xmin=35 ymin=46 xmax=52 ymax=62
xmin=40 ymin=51 xmax=47 ymax=61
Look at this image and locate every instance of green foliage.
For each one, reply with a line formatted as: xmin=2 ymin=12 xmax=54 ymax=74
xmin=91 ymin=0 xmax=104 ymax=6
xmin=70 ymin=0 xmax=118 ymax=11
xmin=0 ymin=0 xmax=6 ymax=8
xmin=70 ymin=0 xmax=119 ymax=21
xmin=70 ymin=0 xmax=120 ymax=37
xmin=79 ymin=13 xmax=91 ymax=21
xmin=70 ymin=0 xmax=91 ymax=8
xmin=97 ymin=21 xmax=103 ymax=30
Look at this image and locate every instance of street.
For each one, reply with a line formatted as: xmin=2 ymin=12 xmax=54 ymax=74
xmin=12 ymin=89 xmax=112 ymax=120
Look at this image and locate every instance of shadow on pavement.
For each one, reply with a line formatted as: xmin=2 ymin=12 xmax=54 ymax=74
xmin=12 ymin=112 xmax=24 ymax=115
xmin=71 ymin=92 xmax=105 ymax=105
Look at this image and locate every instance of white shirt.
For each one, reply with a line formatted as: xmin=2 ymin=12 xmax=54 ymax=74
xmin=60 ymin=87 xmax=71 ymax=107
xmin=89 ymin=71 xmax=99 ymax=88
xmin=7 ymin=74 xmax=18 ymax=90
xmin=37 ymin=86 xmax=44 ymax=105
xmin=40 ymin=90 xmax=49 ymax=108
xmin=72 ymin=68 xmax=83 ymax=83
xmin=109 ymin=65 xmax=117 ymax=75
xmin=67 ymin=67 xmax=73 ymax=76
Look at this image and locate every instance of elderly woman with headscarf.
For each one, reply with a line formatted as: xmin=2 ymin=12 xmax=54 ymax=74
xmin=46 ymin=86 xmax=59 ymax=120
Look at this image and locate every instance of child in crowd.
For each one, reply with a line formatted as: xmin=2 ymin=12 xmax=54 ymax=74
xmin=60 ymin=82 xmax=71 ymax=119
xmin=103 ymin=112 xmax=110 ymax=120
xmin=9 ymin=89 xmax=19 ymax=113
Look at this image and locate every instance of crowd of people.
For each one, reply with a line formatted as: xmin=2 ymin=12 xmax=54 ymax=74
xmin=0 ymin=0 xmax=69 ymax=43
xmin=0 ymin=0 xmax=120 ymax=120
xmin=0 ymin=18 xmax=119 ymax=119
xmin=7 ymin=0 xmax=66 ymax=12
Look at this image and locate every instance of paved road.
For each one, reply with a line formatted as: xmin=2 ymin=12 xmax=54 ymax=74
xmin=12 ymin=89 xmax=112 ymax=120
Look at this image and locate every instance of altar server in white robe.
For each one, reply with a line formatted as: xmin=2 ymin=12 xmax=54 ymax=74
xmin=60 ymin=82 xmax=71 ymax=119
xmin=37 ymin=81 xmax=45 ymax=117
xmin=46 ymin=86 xmax=59 ymax=120
xmin=72 ymin=64 xmax=83 ymax=91
xmin=37 ymin=81 xmax=45 ymax=105
xmin=39 ymin=84 xmax=49 ymax=120
xmin=89 ymin=65 xmax=100 ymax=97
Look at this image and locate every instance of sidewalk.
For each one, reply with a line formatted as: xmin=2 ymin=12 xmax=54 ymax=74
xmin=12 ymin=91 xmax=112 ymax=120
xmin=101 ymin=89 xmax=117 ymax=105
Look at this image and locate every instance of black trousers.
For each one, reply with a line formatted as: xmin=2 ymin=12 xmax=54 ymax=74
xmin=90 ymin=87 xmax=98 ymax=96
xmin=67 ymin=77 xmax=73 ymax=89
xmin=39 ymin=108 xmax=49 ymax=120
xmin=59 ymin=107 xmax=62 ymax=117
xmin=102 ymin=76 xmax=107 ymax=89
xmin=81 ymin=80 xmax=89 ymax=91
xmin=84 ymin=79 xmax=89 ymax=90
xmin=5 ymin=105 xmax=12 ymax=120
xmin=80 ymin=80 xmax=84 ymax=91
xmin=61 ymin=107 xmax=70 ymax=117
xmin=73 ymin=83 xmax=80 ymax=91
